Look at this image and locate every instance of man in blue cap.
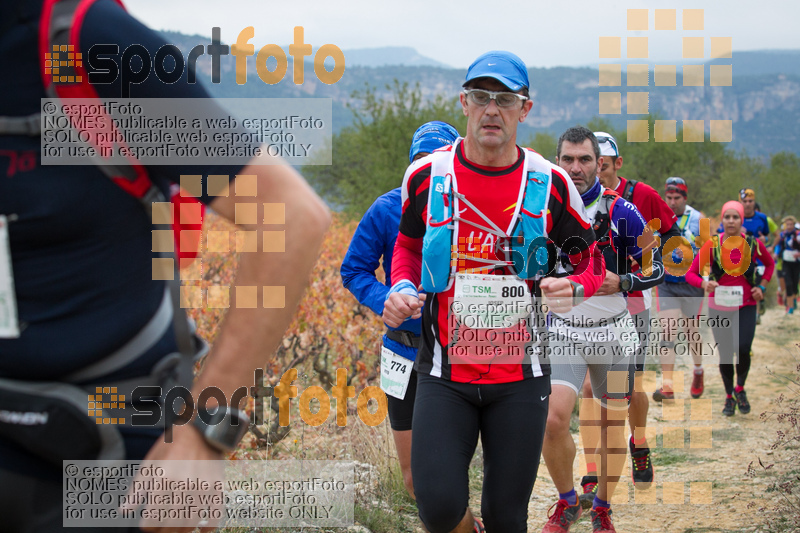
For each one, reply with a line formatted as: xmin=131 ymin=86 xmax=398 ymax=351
xmin=384 ymin=51 xmax=604 ymax=533
xmin=341 ymin=121 xmax=459 ymax=501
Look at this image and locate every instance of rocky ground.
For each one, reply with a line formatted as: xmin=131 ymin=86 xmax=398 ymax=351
xmin=527 ymin=306 xmax=800 ymax=533
xmin=251 ymin=306 xmax=799 ymax=533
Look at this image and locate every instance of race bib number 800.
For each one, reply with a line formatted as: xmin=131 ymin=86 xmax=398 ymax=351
xmin=453 ymin=273 xmax=532 ymax=329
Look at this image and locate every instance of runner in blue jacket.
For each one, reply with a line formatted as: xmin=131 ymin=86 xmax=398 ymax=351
xmin=341 ymin=121 xmax=459 ymax=499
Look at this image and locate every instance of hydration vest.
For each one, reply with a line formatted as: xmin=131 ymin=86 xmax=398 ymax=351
xmin=591 ymin=189 xmax=622 ymax=253
xmin=621 ymin=179 xmax=638 ymax=202
xmin=0 ymin=0 xmax=203 ymax=266
xmin=559 ymin=187 xmax=632 ymax=275
xmin=421 ymin=141 xmax=550 ymax=293
xmin=0 ymin=0 xmax=204 ymax=418
xmin=709 ymin=234 xmax=762 ymax=286
xmin=677 ymin=211 xmax=693 ymax=243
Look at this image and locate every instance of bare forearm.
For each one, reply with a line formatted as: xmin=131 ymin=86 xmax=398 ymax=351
xmin=194 ymin=159 xmax=330 ymax=400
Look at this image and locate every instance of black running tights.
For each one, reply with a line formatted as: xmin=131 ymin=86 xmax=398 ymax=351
xmin=710 ymin=305 xmax=757 ymax=395
xmin=411 ymin=373 xmax=550 ymax=533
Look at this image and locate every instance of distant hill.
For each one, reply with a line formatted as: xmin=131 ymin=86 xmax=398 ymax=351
xmin=156 ymin=32 xmax=446 ymax=68
xmin=148 ymin=32 xmax=800 ymax=158
xmin=331 ymin=47 xmax=450 ymax=68
xmin=604 ymin=49 xmax=800 ymax=78
xmin=707 ymin=49 xmax=800 ymax=77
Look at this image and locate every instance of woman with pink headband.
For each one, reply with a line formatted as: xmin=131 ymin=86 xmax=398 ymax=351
xmin=685 ymin=201 xmax=774 ymax=416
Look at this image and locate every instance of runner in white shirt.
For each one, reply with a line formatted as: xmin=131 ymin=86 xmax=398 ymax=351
xmin=541 ymin=127 xmax=663 ymax=533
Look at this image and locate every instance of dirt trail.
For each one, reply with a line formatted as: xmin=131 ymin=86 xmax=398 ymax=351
xmin=276 ymin=307 xmax=799 ymax=532
xmin=525 ymin=306 xmax=799 ymax=533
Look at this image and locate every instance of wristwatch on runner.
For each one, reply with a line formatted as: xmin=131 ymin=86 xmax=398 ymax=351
xmin=569 ymin=281 xmax=585 ymax=306
xmin=191 ymin=405 xmax=250 ymax=452
xmin=619 ymin=274 xmax=634 ymax=293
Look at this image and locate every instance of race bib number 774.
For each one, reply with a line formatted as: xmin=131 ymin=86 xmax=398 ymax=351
xmin=380 ymin=345 xmax=412 ymax=400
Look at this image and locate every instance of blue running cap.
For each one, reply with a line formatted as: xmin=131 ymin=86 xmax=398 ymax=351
xmin=463 ymin=51 xmax=529 ymax=92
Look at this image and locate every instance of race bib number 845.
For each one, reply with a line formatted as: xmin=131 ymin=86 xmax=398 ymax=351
xmin=714 ymin=286 xmax=744 ymax=308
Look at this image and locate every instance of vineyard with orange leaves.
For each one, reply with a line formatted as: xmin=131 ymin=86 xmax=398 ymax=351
xmin=186 ymin=212 xmax=386 ymax=449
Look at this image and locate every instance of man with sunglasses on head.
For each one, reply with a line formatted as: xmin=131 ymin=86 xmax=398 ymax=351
xmin=655 ymin=177 xmax=706 ymax=402
xmin=587 ymin=132 xmax=681 ymax=494
xmin=733 ymin=189 xmax=771 ymax=243
xmin=384 ymin=51 xmax=605 ymax=533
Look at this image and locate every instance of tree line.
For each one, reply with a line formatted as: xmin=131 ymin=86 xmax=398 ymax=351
xmin=303 ymin=82 xmax=800 ymax=222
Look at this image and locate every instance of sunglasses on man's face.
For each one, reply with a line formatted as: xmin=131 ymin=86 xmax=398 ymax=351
xmin=462 ymin=89 xmax=528 ymax=108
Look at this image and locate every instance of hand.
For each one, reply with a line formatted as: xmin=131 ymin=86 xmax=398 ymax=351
xmin=540 ymin=277 xmax=575 ymax=313
xmin=702 ymin=280 xmax=719 ymax=293
xmin=383 ymin=290 xmax=426 ymax=328
xmin=752 ymin=286 xmax=764 ymax=302
xmin=594 ymin=270 xmax=621 ymax=296
xmin=123 ymin=424 xmax=224 ymax=532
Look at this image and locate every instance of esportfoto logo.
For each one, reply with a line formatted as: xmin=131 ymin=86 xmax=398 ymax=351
xmin=49 ymin=26 xmax=345 ymax=96
xmin=88 ymin=386 xmax=125 ymax=425
xmin=92 ymin=367 xmax=388 ymax=443
xmin=45 ymin=44 xmax=83 ymax=84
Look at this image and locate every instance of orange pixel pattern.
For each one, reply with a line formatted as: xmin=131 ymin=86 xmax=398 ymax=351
xmin=453 ymin=236 xmax=495 ymax=274
xmin=156 ymin=175 xmax=288 ymax=309
xmin=598 ymin=9 xmax=732 ymax=143
xmin=44 ymin=45 xmax=82 ymax=84
xmin=88 ymin=386 xmax=125 ymax=425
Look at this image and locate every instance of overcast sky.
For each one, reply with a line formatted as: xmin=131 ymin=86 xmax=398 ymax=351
xmin=125 ymin=0 xmax=799 ymax=69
